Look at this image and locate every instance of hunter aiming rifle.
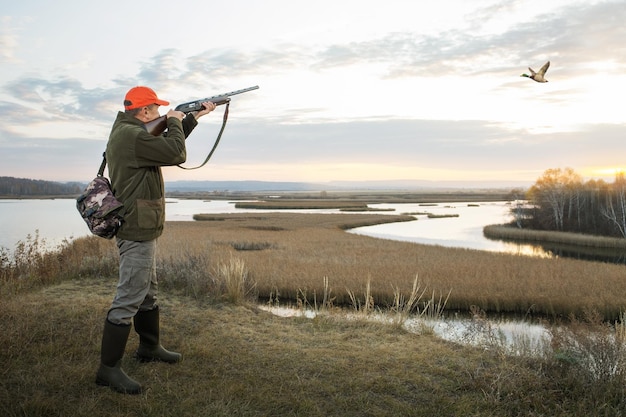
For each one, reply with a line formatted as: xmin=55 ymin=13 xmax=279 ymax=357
xmin=145 ymin=85 xmax=259 ymax=169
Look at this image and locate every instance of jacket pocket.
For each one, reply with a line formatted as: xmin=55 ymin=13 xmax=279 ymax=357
xmin=136 ymin=198 xmax=164 ymax=230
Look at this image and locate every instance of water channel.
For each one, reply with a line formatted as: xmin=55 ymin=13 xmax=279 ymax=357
xmin=259 ymin=305 xmax=552 ymax=356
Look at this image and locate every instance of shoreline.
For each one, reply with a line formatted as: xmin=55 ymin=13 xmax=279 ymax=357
xmin=483 ymin=224 xmax=626 ymax=249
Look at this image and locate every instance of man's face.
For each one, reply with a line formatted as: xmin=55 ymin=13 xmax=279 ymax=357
xmin=143 ymin=104 xmax=161 ymax=122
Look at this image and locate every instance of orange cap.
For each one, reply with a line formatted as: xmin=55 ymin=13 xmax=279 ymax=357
xmin=123 ymin=86 xmax=170 ymax=110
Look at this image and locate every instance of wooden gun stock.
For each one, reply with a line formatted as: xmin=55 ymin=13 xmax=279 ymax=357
xmin=144 ymin=116 xmax=168 ymax=136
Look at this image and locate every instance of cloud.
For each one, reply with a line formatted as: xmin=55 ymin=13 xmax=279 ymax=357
xmin=1 ymin=0 xmax=624 ymax=184
xmin=0 ymin=105 xmax=623 ymax=183
xmin=0 ymin=132 xmax=106 ymax=181
xmin=4 ymin=0 xmax=624 ymax=121
xmin=2 ymin=77 xmax=121 ymax=123
xmin=0 ymin=17 xmax=20 ymax=63
xmin=307 ymin=1 xmax=626 ymax=79
xmin=185 ymin=117 xmax=621 ymax=171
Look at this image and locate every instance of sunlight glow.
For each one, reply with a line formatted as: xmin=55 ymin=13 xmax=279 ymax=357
xmin=164 ymin=162 xmax=541 ymax=184
xmin=581 ymin=166 xmax=626 ymax=180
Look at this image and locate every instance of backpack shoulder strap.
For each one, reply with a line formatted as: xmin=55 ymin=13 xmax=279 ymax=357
xmin=97 ymin=152 xmax=107 ymax=177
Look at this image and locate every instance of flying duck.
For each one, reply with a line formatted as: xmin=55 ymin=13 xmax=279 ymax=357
xmin=520 ymin=61 xmax=550 ymax=83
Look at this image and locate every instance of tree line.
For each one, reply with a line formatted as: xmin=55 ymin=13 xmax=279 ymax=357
xmin=510 ymin=168 xmax=626 ymax=238
xmin=0 ymin=176 xmax=84 ymax=197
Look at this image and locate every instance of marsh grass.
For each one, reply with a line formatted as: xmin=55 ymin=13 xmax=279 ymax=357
xmin=296 ymin=275 xmax=336 ymax=313
xmin=427 ymin=213 xmax=459 ymax=218
xmin=617 ymin=311 xmax=626 ymax=343
xmin=2 ymin=213 xmax=626 ymax=415
xmin=163 ymin=213 xmax=626 ymax=320
xmin=427 ymin=289 xmax=451 ymax=318
xmin=157 ymin=241 xmax=214 ymax=298
xmin=484 ymin=224 xmax=626 ymax=249
xmin=0 ymin=231 xmax=117 ymax=295
xmin=234 ymin=200 xmax=369 ymax=210
xmin=390 ymin=276 xmax=427 ymax=327
xmin=231 ymin=241 xmax=274 ymax=251
xmin=216 ymin=256 xmax=255 ymax=304
xmin=459 ymin=305 xmax=535 ymax=357
xmin=339 ymin=207 xmax=396 ymax=212
xmin=4 ymin=213 xmax=626 ymax=320
xmin=305 ymin=275 xmax=448 ymax=333
xmin=347 ymin=277 xmax=375 ymax=314
xmin=550 ymin=308 xmax=626 ymax=382
xmin=396 ymin=278 xmax=451 ymax=323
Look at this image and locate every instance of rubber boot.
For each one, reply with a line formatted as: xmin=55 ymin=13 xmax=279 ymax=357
xmin=133 ymin=306 xmax=182 ymax=363
xmin=95 ymin=319 xmax=142 ymax=394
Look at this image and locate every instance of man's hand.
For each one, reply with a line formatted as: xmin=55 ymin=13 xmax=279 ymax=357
xmin=166 ymin=109 xmax=186 ymax=121
xmin=166 ymin=101 xmax=215 ymax=122
xmin=194 ymin=101 xmax=217 ymax=119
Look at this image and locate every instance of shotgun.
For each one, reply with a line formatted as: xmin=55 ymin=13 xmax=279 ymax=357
xmin=144 ymin=85 xmax=259 ymax=136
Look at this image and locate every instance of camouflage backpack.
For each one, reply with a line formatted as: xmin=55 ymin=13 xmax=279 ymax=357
xmin=76 ymin=153 xmax=124 ymax=239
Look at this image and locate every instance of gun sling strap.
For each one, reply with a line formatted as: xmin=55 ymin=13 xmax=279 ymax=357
xmin=177 ymin=101 xmax=230 ymax=170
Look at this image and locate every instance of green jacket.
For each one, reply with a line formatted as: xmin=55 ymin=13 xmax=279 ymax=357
xmin=105 ymin=111 xmax=198 ymax=241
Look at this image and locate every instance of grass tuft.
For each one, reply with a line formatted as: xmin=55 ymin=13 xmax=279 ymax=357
xmin=231 ymin=241 xmax=274 ymax=251
xmin=216 ymin=256 xmax=255 ymax=304
xmin=346 ymin=277 xmax=375 ymax=315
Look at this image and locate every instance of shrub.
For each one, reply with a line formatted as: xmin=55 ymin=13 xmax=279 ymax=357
xmin=546 ymin=308 xmax=626 ymax=407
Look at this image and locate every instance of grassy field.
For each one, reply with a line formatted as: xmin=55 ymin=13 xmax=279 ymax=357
xmin=2 ymin=212 xmax=626 ymax=415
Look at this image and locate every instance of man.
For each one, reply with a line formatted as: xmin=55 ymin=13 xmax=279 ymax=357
xmin=96 ymin=86 xmax=216 ymax=394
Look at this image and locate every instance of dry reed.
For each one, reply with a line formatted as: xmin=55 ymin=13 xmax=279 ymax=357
xmin=156 ymin=213 xmax=626 ymax=320
xmin=484 ymin=224 xmax=626 ymax=248
xmin=3 ymin=212 xmax=626 ymax=321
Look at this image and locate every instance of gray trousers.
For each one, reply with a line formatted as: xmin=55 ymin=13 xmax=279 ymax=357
xmin=107 ymin=238 xmax=158 ymax=325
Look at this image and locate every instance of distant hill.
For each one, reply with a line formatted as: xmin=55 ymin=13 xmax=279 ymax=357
xmin=0 ymin=176 xmax=530 ymax=197
xmin=164 ymin=179 xmax=531 ymax=193
xmin=164 ymin=180 xmax=328 ymax=192
xmin=0 ymin=176 xmax=84 ymax=197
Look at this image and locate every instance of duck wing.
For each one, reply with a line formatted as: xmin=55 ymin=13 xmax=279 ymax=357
xmin=528 ymin=67 xmax=537 ymax=76
xmin=538 ymin=61 xmax=550 ymax=76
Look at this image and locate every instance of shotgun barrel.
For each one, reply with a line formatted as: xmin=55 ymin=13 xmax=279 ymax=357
xmin=175 ymin=85 xmax=259 ymax=113
xmin=144 ymin=85 xmax=259 ymax=136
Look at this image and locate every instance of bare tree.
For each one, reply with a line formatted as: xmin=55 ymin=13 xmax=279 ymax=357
xmin=601 ymin=172 xmax=626 ymax=238
xmin=506 ymin=188 xmax=528 ymax=228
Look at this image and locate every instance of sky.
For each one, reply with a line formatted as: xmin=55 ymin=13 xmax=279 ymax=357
xmin=1 ymin=0 xmax=625 ymax=187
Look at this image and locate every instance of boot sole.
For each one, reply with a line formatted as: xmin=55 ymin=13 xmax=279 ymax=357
xmin=134 ymin=354 xmax=181 ymax=364
xmin=134 ymin=351 xmax=181 ymax=364
xmin=96 ymin=377 xmax=142 ymax=395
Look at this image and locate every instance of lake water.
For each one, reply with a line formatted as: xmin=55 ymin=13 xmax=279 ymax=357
xmin=0 ymin=198 xmax=608 ymax=263
xmin=0 ymin=199 xmax=90 ymax=251
xmin=0 ymin=198 xmax=520 ymax=252
xmin=260 ymin=305 xmax=551 ymax=356
xmin=350 ymin=201 xmax=551 ymax=257
xmin=0 ymin=198 xmax=359 ymax=251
